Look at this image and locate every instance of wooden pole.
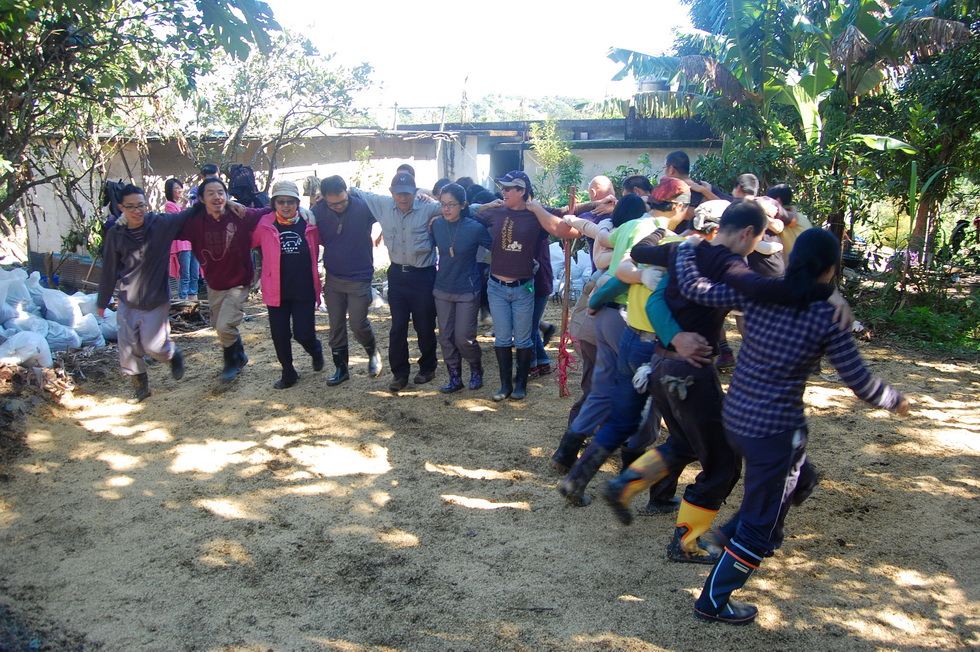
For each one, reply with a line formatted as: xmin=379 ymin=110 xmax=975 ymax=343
xmin=557 ymin=186 xmax=577 ymax=397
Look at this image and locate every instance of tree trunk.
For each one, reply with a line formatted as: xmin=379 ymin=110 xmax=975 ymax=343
xmin=909 ymin=196 xmax=935 ymax=262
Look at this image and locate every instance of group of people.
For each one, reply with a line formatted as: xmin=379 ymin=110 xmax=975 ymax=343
xmin=97 ymin=151 xmax=911 ymax=627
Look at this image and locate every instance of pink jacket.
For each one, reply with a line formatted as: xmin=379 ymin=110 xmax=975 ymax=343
xmin=251 ymin=214 xmax=322 ymax=307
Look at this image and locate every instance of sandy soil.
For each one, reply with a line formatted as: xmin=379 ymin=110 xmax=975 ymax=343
xmin=0 ymin=299 xmax=978 ymax=652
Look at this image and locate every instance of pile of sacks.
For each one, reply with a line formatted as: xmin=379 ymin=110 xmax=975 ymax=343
xmin=549 ymin=242 xmax=592 ymax=302
xmin=0 ymin=269 xmax=116 ymax=368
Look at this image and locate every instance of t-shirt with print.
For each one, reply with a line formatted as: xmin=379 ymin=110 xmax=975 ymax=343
xmin=276 ymin=218 xmax=314 ymax=302
xmin=477 ymin=207 xmax=560 ymax=280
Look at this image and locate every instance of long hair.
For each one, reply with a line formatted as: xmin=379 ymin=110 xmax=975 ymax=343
xmin=164 ymin=178 xmax=183 ymax=202
xmin=784 ymin=227 xmax=840 ymax=302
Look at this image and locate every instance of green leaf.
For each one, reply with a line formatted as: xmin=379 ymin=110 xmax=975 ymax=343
xmin=851 ymin=134 xmax=918 ymax=154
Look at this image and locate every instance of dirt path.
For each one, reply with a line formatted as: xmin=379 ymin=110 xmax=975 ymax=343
xmin=0 ymin=301 xmax=978 ymax=651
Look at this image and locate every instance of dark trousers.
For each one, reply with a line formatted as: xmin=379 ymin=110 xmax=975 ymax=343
xmin=387 ymin=266 xmax=438 ymax=379
xmin=593 ymin=327 xmax=661 ymax=450
xmin=567 ymin=339 xmax=596 ymax=426
xmin=649 ymin=354 xmax=742 ymax=510
xmin=730 ymin=428 xmax=808 ymax=555
xmin=268 ymin=300 xmax=318 ymax=369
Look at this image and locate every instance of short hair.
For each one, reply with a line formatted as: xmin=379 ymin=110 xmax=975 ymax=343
xmin=396 ymin=163 xmax=416 ymax=178
xmin=320 ymin=175 xmax=348 ymax=196
xmin=734 ymin=173 xmax=760 ymax=196
xmin=164 ymin=178 xmax=182 ymax=202
xmin=454 ymin=176 xmax=474 ymax=188
xmin=471 ymin=190 xmax=497 ymax=205
xmin=719 ymin=199 xmax=767 ymax=236
xmin=611 ymin=194 xmax=648 ymax=228
xmin=665 ymin=151 xmax=690 ymax=175
xmin=432 ymin=177 xmax=452 ymax=196
xmin=766 ymin=183 xmax=794 ymax=206
xmin=466 ymin=184 xmax=488 ymax=203
xmin=623 ymin=175 xmax=653 ymax=195
xmin=200 ymin=163 xmax=218 ymax=176
xmin=120 ymin=184 xmax=144 ymax=198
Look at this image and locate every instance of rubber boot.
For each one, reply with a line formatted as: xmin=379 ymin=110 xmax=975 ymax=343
xmin=440 ymin=363 xmax=464 ymax=393
xmin=511 ymin=347 xmax=534 ymax=400
xmin=549 ymin=430 xmax=589 ymax=474
xmin=130 ymin=373 xmax=151 ymax=403
xmin=365 ymin=340 xmax=383 ymax=378
xmin=170 ymin=348 xmax=184 ymax=380
xmin=667 ymin=500 xmax=720 ymax=564
xmin=326 ymin=347 xmax=350 ymax=386
xmin=219 ymin=341 xmax=240 ymax=383
xmin=603 ymin=449 xmax=669 ymax=525
xmin=468 ymin=361 xmax=483 ymax=390
xmin=304 ymin=340 xmax=324 ymax=372
xmin=492 ymin=347 xmax=513 ymax=402
xmin=557 ymin=441 xmax=613 ymax=507
xmin=274 ymin=364 xmax=299 ymax=389
xmin=693 ymin=539 xmax=762 ymax=625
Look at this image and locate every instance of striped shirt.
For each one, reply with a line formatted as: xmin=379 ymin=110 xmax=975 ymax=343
xmin=673 ymin=242 xmax=902 ymax=438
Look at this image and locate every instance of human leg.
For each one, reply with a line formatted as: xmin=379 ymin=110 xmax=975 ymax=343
xmin=343 ymin=279 xmax=380 ymax=376
xmin=510 ymin=285 xmax=535 ymax=400
xmin=385 ymin=269 xmax=412 ymax=385
xmin=410 ymin=267 xmax=438 ymax=380
xmin=267 ymin=304 xmax=298 ymax=388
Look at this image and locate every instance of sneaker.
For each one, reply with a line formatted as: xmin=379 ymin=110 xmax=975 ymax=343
xmin=540 ymin=323 xmax=557 ymax=346
xmin=694 ymin=600 xmax=759 ymax=625
xmin=715 ymin=350 xmax=735 ymax=370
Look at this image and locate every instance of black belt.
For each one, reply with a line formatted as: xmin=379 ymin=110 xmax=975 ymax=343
xmin=489 ymin=275 xmax=530 ymax=288
xmin=391 ymin=264 xmax=434 ymax=273
xmin=654 ymin=344 xmax=687 ymax=362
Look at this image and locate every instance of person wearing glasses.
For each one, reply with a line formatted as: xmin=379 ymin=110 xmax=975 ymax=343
xmin=312 ymin=175 xmax=383 ymax=386
xmin=97 ymin=185 xmax=197 ymax=401
xmin=430 ymin=183 xmax=493 ymax=392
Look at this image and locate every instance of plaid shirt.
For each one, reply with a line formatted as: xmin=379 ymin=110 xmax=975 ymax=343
xmin=675 ymin=242 xmax=903 ymax=438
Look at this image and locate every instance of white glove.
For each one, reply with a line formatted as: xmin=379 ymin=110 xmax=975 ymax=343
xmin=641 ymin=266 xmax=666 ymax=292
xmin=632 ymin=363 xmax=652 ymax=394
xmin=300 ymin=207 xmax=315 ymax=225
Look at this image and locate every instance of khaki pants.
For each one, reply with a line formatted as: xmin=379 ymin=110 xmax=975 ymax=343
xmin=207 ymin=285 xmax=249 ymax=347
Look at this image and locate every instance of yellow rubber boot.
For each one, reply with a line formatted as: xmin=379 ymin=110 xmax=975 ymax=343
xmin=602 ymin=450 xmax=669 ymax=525
xmin=667 ymin=500 xmax=719 ymax=564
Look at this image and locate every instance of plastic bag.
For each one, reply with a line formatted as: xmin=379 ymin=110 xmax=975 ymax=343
xmin=45 ymin=319 xmax=81 ymax=352
xmin=4 ymin=310 xmax=49 ymax=337
xmin=0 ymin=330 xmax=53 ymax=367
xmin=41 ymin=288 xmax=82 ymax=327
xmin=72 ymin=292 xmax=100 ymax=316
xmin=74 ymin=313 xmax=105 ymax=347
xmin=0 ymin=270 xmax=35 ymax=313
xmin=24 ymin=271 xmax=44 ymax=309
xmin=98 ymin=309 xmax=118 ymax=342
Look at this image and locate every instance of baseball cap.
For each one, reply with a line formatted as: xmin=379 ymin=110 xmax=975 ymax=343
xmin=390 ymin=172 xmax=417 ymax=194
xmin=270 ymin=180 xmax=300 ymax=201
xmin=651 ymin=177 xmax=691 ymax=204
xmin=495 ymin=170 xmax=532 ymax=192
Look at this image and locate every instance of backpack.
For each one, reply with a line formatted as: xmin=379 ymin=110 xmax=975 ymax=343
xmin=102 ymin=179 xmax=127 ymax=218
xmin=228 ymin=164 xmax=269 ymax=208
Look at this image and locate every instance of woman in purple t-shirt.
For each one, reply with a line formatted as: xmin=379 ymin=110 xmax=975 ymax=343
xmin=474 ymin=171 xmax=581 ymax=402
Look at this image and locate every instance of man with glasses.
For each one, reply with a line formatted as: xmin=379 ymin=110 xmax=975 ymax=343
xmin=348 ymin=172 xmax=444 ymax=392
xmin=97 ymin=185 xmax=196 ymax=401
xmin=312 ymin=175 xmax=383 ymax=385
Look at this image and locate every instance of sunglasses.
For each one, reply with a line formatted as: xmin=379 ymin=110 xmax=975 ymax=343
xmin=501 ymin=186 xmax=524 ymax=193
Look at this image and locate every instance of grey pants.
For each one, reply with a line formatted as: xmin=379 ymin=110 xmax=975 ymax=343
xmin=323 ymin=276 xmax=376 ymax=351
xmin=207 ymin=285 xmax=249 ymax=347
xmin=433 ymin=288 xmax=481 ymax=366
xmin=118 ymin=301 xmax=175 ymax=375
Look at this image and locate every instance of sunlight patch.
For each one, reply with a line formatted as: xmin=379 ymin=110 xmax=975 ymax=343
xmin=97 ymin=451 xmax=141 ymax=471
xmin=199 ymin=538 xmax=253 ymax=567
xmin=169 ymin=440 xmax=260 ymax=474
xmin=618 ymin=595 xmax=645 ymax=602
xmin=105 ymin=475 xmax=134 ymax=488
xmin=377 ymin=529 xmax=419 ymax=548
xmin=425 ymin=462 xmax=515 ymax=480
xmin=195 ymin=498 xmax=261 ymax=520
xmin=288 ymin=442 xmax=390 ymax=476
xmin=441 ymin=495 xmax=531 ymax=510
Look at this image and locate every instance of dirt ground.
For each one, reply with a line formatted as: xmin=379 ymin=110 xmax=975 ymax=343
xmin=0 ymin=298 xmax=978 ymax=652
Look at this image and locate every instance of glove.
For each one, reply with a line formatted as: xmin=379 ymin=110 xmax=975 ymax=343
xmin=632 ymin=363 xmax=652 ymax=394
xmin=641 ymin=265 xmax=666 ymax=292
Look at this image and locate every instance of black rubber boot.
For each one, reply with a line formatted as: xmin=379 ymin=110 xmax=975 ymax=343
xmin=511 ymin=347 xmax=534 ymax=400
xmin=326 ymin=347 xmax=350 ymax=386
xmin=557 ymin=441 xmax=613 ymax=507
xmin=170 ymin=348 xmax=184 ymax=380
xmin=365 ymin=340 xmax=382 ymax=378
xmin=550 ymin=430 xmax=589 ymax=474
xmin=220 ymin=337 xmax=248 ymax=383
xmin=693 ymin=539 xmax=762 ymax=625
xmin=304 ymin=340 xmax=324 ymax=372
xmin=492 ymin=346 xmax=513 ymax=402
xmin=130 ymin=373 xmax=151 ymax=403
xmin=274 ymin=365 xmax=299 ymax=389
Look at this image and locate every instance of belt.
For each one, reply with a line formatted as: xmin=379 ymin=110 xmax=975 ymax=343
xmin=654 ymin=344 xmax=686 ymax=362
xmin=489 ymin=275 xmax=531 ymax=288
xmin=628 ymin=326 xmax=659 ymax=343
xmin=391 ymin=264 xmax=434 ymax=273
xmin=601 ymin=302 xmax=624 ymax=310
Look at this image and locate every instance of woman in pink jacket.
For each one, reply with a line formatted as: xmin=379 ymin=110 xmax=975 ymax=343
xmin=251 ymin=180 xmax=324 ymax=389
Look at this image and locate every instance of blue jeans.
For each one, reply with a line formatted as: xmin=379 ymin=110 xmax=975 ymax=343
xmin=487 ymin=279 xmax=534 ymax=348
xmin=531 ymin=294 xmax=550 ymax=366
xmin=569 ymin=304 xmax=626 ymax=434
xmin=593 ymin=327 xmax=661 ymax=450
xmin=177 ymin=250 xmax=200 ymax=299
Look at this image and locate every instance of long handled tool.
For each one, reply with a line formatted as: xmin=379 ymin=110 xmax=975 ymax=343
xmin=556 ymin=186 xmax=578 ymax=397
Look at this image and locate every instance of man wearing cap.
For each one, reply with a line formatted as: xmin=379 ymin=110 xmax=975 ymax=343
xmin=349 ymin=172 xmax=444 ymax=392
xmin=313 ymin=175 xmax=383 ymax=386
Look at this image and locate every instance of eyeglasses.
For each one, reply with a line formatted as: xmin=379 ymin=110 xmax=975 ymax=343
xmin=440 ymin=202 xmax=460 ymax=208
xmin=121 ymin=203 xmax=147 ymax=211
xmin=274 ymin=198 xmax=298 ymax=205
xmin=326 ymin=198 xmax=349 ymax=209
